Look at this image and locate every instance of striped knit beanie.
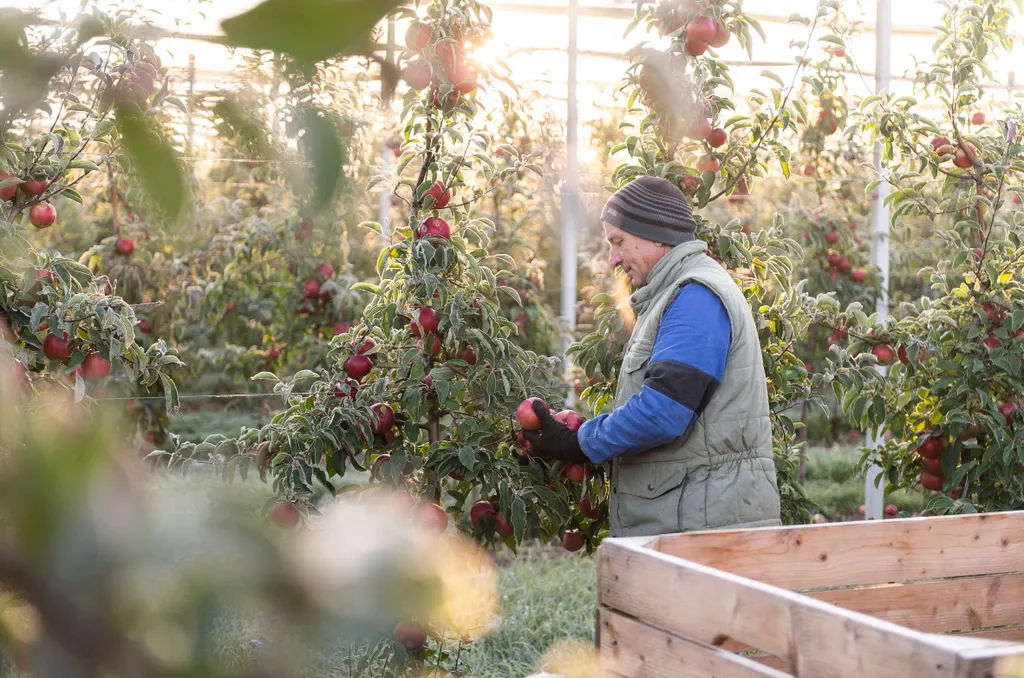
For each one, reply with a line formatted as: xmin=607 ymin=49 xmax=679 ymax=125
xmin=601 ymin=176 xmax=697 ymax=246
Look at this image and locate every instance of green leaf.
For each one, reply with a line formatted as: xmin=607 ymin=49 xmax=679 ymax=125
xmin=115 ymin=103 xmax=189 ymax=224
xmin=511 ymin=495 xmax=527 ymax=543
xmin=300 ymin=108 xmax=344 ymax=211
xmin=67 ymin=159 xmax=102 ymax=172
xmin=60 ymin=187 xmax=84 ymax=204
xmin=220 ymin=0 xmax=402 ymax=63
xmin=251 ymin=372 xmax=281 ymax=382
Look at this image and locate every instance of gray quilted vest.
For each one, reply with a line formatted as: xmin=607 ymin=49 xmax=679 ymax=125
xmin=608 ymin=240 xmax=781 ymax=537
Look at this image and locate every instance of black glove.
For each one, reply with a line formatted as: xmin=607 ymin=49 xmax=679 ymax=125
xmin=521 ymin=400 xmax=589 ymax=464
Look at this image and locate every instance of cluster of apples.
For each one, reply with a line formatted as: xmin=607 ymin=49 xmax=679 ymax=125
xmin=515 ymin=397 xmax=591 ymax=552
xmin=400 ymin=19 xmax=478 ymax=112
xmin=0 ymin=172 xmax=57 ymax=229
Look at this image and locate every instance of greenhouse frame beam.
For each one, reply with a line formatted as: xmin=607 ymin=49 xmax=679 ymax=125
xmin=864 ymin=0 xmax=892 ymax=522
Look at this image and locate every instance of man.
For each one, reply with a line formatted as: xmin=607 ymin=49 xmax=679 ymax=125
xmin=523 ymin=175 xmax=781 ymax=537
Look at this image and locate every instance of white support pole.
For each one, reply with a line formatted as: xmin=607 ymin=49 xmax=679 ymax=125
xmin=864 ymin=0 xmax=892 ymax=521
xmin=378 ymin=18 xmax=396 ymax=239
xmin=562 ymin=0 xmax=580 ymax=406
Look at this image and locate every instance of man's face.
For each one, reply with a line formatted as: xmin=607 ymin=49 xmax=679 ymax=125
xmin=603 ymin=222 xmax=667 ymax=287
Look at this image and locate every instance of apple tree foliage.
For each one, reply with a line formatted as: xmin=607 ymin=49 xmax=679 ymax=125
xmin=819 ymin=0 xmax=1024 ymax=515
xmin=0 ymin=7 xmax=185 ymax=435
xmin=167 ymin=0 xmax=614 ymax=564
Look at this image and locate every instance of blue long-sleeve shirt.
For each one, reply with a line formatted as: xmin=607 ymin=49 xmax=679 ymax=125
xmin=577 ymin=283 xmax=731 ymax=465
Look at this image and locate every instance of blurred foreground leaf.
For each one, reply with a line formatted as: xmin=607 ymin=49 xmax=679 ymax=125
xmin=220 ymin=0 xmax=404 ymax=63
xmin=115 ymin=103 xmax=190 ymax=225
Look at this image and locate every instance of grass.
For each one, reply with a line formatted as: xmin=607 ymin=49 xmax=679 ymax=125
xmin=803 ymin=445 xmax=928 ymax=520
xmin=461 ymin=554 xmax=595 ymax=677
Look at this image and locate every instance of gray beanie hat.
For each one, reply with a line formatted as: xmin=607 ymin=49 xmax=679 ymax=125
xmin=600 ymin=176 xmax=697 ymax=246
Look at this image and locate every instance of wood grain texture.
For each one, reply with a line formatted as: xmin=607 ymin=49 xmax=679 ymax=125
xmin=599 ymin=607 xmax=794 ymax=678
xmin=808 ymin=573 xmax=1024 ymax=633
xmin=597 ymin=538 xmax=1014 ymax=678
xmin=654 ymin=512 xmax=1024 ymax=590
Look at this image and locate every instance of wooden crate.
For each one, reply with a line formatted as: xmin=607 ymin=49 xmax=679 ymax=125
xmin=596 ymin=512 xmax=1024 ymax=678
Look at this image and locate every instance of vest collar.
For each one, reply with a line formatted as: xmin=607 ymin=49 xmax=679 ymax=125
xmin=630 ymin=240 xmax=709 ymax=315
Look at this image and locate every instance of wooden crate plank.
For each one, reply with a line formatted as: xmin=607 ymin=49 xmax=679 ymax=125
xmin=598 ymin=538 xmax=964 ymax=678
xmin=599 ymin=607 xmax=794 ymax=678
xmin=961 ymin=627 xmax=1024 ymax=644
xmin=808 ymin=573 xmax=1024 ymax=634
xmin=655 ymin=512 xmax=1024 ymax=590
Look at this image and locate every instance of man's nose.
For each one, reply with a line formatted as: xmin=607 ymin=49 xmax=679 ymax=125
xmin=609 ymin=252 xmax=622 ymax=269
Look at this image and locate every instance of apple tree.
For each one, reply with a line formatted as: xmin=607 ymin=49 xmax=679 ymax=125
xmin=824 ymin=0 xmax=1024 ymax=514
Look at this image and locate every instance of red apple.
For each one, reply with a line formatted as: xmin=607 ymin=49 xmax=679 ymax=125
xmin=554 ymin=409 xmax=585 ymax=431
xmin=459 ymin=345 xmax=477 ymax=365
xmin=561 ymin=529 xmax=584 ymax=552
xmin=406 ymin=21 xmax=432 ymax=51
xmin=824 ymin=231 xmax=840 ymax=245
xmin=370 ymin=403 xmax=395 ymax=434
xmin=803 ymin=165 xmax=817 ymax=177
xmin=138 ymin=319 xmax=151 ymax=334
xmin=317 ymin=262 xmax=335 ymax=278
xmin=29 ymin=203 xmax=56 ymax=229
xmin=435 ymin=42 xmax=458 ymax=71
xmin=884 ymin=504 xmax=898 ymax=517
xmin=831 ymin=47 xmax=846 ymax=58
xmin=420 ymin=335 xmax=442 ymax=357
xmin=411 ymin=307 xmax=440 ymax=337
xmin=302 ymin=279 xmax=321 ymax=299
xmin=686 ymin=16 xmax=717 ymax=42
xmin=917 ymin=436 xmax=947 ymax=460
xmin=21 ymin=178 xmax=49 ymax=196
xmin=857 ymin=504 xmax=866 ymax=516
xmin=850 ymin=269 xmax=865 ymax=283
xmin=0 ymin=172 xmax=19 ymax=201
xmin=982 ymin=302 xmax=1003 ymax=326
xmin=516 ymin=430 xmax=531 ymax=453
xmin=930 ymin=136 xmax=954 ymax=156
xmin=355 ymin=338 xmax=376 ymax=355
xmin=495 ymin=513 xmax=514 ymax=537
xmin=983 ymin=333 xmax=1001 ymax=349
xmin=706 ymin=127 xmax=727 ymax=148
xmin=425 ymin=180 xmax=451 ymax=209
xmin=837 ymin=258 xmax=851 ymax=274
xmin=871 ymin=344 xmax=895 ymax=366
xmin=685 ymin=118 xmax=712 ymax=141
xmin=921 ymin=471 xmax=944 ymax=492
xmin=431 ymin=87 xmax=459 ymax=110
xmin=393 ymin=622 xmax=427 ymax=653
xmin=416 ymin=503 xmax=448 ymax=532
xmin=566 ymin=464 xmax=586 ymax=484
xmin=451 ymin=63 xmax=477 ymax=95
xmin=826 ymin=252 xmax=842 ymax=267
xmin=683 ymin=37 xmax=708 ymax=55
xmin=972 ymin=112 xmax=986 ymax=125
xmin=921 ymin=456 xmax=943 ymax=476
xmin=345 ymin=354 xmax=373 ymax=381
xmin=266 ymin=346 xmax=281 ymax=360
xmin=470 ymin=499 xmax=496 ymax=526
xmin=679 ymin=175 xmax=701 ymax=192
xmin=389 ymin=490 xmax=415 ymax=513
xmin=333 ymin=321 xmax=350 ymax=336
xmin=402 ymin=59 xmax=432 ymax=90
xmin=999 ymin=401 xmax=1018 ymax=426
xmin=417 ymin=217 xmax=451 ymax=240
xmin=954 ymin=146 xmax=975 ymax=169
xmin=269 ymin=501 xmax=301 ymax=528
xmin=43 ymin=332 xmax=73 ymax=361
xmin=81 ymin=352 xmax=111 ymax=380
xmin=708 ymin=21 xmax=730 ymax=48
xmin=579 ymin=498 xmax=599 ymax=519
xmin=516 ymin=397 xmax=548 ymax=430
xmin=696 ymin=155 xmax=720 ymax=172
